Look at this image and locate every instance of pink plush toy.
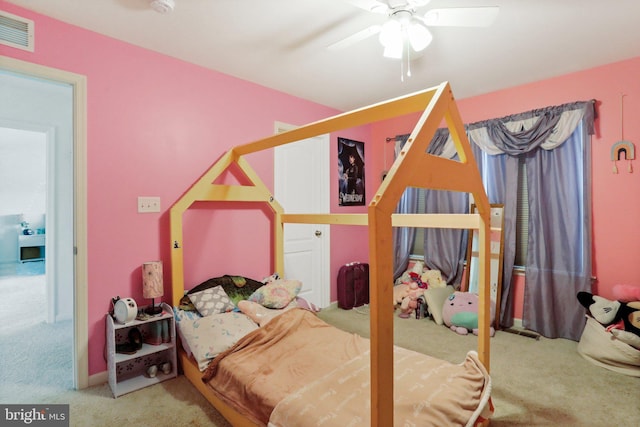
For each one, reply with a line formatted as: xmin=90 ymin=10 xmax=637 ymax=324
xmin=399 ymin=282 xmax=425 ymax=319
xmin=441 ymin=291 xmax=495 ymax=336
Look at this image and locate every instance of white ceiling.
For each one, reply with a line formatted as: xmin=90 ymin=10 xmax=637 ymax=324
xmin=6 ymin=0 xmax=640 ymax=111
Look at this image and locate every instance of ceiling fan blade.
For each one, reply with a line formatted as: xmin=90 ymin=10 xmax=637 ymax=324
xmin=343 ymin=0 xmax=389 ymax=14
xmin=423 ymin=7 xmax=499 ymax=27
xmin=327 ymin=25 xmax=382 ymax=50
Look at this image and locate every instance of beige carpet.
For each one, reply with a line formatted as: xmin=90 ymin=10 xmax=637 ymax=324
xmin=0 ymin=271 xmax=74 ymax=400
xmin=319 ymin=306 xmax=640 ymax=427
xmin=7 ymin=305 xmax=639 ymax=427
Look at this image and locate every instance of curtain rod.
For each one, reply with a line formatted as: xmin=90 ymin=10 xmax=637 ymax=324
xmin=385 ymin=133 xmax=410 ymax=142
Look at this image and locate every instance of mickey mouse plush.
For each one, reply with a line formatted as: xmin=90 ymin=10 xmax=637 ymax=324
xmin=577 ymin=291 xmax=640 ymax=349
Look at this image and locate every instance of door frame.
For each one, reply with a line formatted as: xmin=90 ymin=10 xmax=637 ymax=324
xmin=274 ymin=121 xmax=330 ymax=307
xmin=0 ymin=56 xmax=89 ymax=389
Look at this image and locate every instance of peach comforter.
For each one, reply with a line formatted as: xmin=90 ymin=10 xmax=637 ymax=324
xmin=202 ymin=308 xmax=492 ymax=427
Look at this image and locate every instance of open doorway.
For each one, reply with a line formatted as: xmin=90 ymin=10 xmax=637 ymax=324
xmin=0 ymin=59 xmax=88 ymax=396
xmin=0 ymin=80 xmax=74 ymax=399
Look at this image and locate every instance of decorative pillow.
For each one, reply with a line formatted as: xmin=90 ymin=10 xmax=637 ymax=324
xmin=423 ymin=285 xmax=455 ymax=325
xmin=247 ymin=279 xmax=302 ymax=309
xmin=187 ymin=275 xmax=265 ymax=306
xmin=177 ymin=311 xmax=258 ymax=371
xmin=262 ymin=272 xmax=280 ymax=284
xmin=188 ymin=285 xmax=235 ymax=316
xmin=238 ymin=300 xmax=297 ymax=326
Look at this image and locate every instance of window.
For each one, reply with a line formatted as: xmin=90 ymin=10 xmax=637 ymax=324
xmin=410 ymin=157 xmax=529 ymax=267
xmin=515 ymin=156 xmax=528 ymax=267
xmin=411 ymin=190 xmax=426 ymax=257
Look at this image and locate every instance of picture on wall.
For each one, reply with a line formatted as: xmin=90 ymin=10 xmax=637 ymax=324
xmin=338 ymin=137 xmax=365 ymax=206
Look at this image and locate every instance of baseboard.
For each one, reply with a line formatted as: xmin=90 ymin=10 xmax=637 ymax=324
xmin=502 ymin=318 xmax=540 ymax=340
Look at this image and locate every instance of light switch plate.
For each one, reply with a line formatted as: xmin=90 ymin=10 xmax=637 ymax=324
xmin=138 ymin=196 xmax=161 ymax=213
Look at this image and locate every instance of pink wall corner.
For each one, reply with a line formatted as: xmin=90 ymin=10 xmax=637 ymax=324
xmin=329 ymin=111 xmax=434 ymax=304
xmin=329 ymin=127 xmax=371 ymax=303
xmin=368 ymin=57 xmax=640 ymax=321
xmin=457 ymin=57 xmax=640 ymax=306
xmin=0 ymin=1 xmax=342 ymax=377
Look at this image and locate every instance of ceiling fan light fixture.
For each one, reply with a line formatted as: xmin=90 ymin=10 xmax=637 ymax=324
xmin=379 ymin=19 xmax=401 ymax=47
xmin=408 ymin=22 xmax=432 ymax=52
xmin=383 ymin=43 xmax=403 ymax=59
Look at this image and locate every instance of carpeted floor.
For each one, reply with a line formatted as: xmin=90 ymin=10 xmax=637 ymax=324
xmin=0 ymin=265 xmax=74 ymax=402
xmin=319 ymin=306 xmax=640 ymax=427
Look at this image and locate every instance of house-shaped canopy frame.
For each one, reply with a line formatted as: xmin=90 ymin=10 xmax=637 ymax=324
xmin=170 ymin=81 xmax=492 ymax=427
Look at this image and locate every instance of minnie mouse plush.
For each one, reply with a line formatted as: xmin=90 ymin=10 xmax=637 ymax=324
xmin=577 ymin=289 xmax=640 ymax=349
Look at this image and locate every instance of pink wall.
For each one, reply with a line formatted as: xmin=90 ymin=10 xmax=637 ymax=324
xmin=0 ymin=1 xmax=362 ymax=377
xmin=370 ymin=58 xmax=640 ymax=320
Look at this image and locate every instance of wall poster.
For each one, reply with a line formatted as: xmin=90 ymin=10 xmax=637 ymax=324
xmin=338 ymin=137 xmax=365 ymax=206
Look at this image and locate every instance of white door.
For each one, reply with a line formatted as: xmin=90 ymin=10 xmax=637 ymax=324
xmin=274 ymin=122 xmax=330 ymax=308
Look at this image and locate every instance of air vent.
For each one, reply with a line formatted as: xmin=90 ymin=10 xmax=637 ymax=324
xmin=0 ymin=10 xmax=34 ymax=52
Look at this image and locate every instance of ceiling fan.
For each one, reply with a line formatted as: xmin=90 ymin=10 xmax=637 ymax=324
xmin=330 ymin=0 xmax=499 ymax=61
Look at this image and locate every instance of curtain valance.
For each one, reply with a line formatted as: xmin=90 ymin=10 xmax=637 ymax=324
xmin=423 ymin=100 xmax=595 ymax=157
xmin=468 ymin=100 xmax=595 ymax=156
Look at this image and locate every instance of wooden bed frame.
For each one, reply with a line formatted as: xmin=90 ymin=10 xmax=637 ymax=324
xmin=169 ymin=81 xmax=492 ymax=427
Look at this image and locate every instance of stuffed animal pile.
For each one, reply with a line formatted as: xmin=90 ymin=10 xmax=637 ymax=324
xmin=577 ymin=285 xmax=640 ymax=349
xmin=392 ymin=260 xmax=447 ymax=318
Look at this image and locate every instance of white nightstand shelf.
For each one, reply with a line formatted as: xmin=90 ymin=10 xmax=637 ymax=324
xmin=106 ymin=302 xmax=177 ymax=398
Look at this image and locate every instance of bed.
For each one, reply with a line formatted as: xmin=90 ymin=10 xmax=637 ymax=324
xmin=170 ymin=81 xmax=494 ymax=426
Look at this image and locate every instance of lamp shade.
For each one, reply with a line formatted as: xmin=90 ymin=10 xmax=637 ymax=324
xmin=142 ymin=261 xmax=164 ymax=299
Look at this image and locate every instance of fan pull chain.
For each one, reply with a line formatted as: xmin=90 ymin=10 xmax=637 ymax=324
xmin=406 ymin=42 xmax=412 ymax=78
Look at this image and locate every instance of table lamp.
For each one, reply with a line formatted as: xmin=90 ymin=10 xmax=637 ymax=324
xmin=142 ymin=261 xmax=164 ymax=315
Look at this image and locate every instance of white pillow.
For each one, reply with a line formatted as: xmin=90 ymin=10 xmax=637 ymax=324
xmin=178 ymin=311 xmax=258 ymax=371
xmin=189 ymin=285 xmax=235 ymax=316
xmin=423 ymin=285 xmax=455 ymax=325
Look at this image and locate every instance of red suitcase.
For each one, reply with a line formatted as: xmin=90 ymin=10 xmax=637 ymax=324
xmin=337 ymin=262 xmax=369 ymax=309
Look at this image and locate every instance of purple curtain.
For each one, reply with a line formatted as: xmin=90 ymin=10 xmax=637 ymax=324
xmin=392 ymin=135 xmax=417 ymax=280
xmin=470 ymin=101 xmax=594 ymax=340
